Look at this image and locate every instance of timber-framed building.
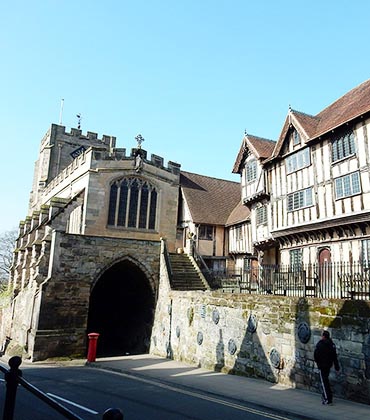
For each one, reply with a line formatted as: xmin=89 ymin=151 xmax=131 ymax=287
xmin=1 ymin=79 xmax=370 ymax=364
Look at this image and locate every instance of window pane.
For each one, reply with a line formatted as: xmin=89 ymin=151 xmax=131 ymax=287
xmin=305 ymin=188 xmax=313 ymax=206
xmin=351 ymin=172 xmax=360 ymax=194
xmin=343 ymin=175 xmax=351 ymax=196
xmin=290 ymin=249 xmax=302 ymax=267
xmin=128 ymin=179 xmax=139 ymax=227
xmin=246 ymin=159 xmax=257 ymax=182
xmin=148 ymin=189 xmax=157 ymax=229
xmin=293 ymin=130 xmax=300 ymax=145
xmin=139 ymin=183 xmax=149 ymax=228
xmin=335 ymin=178 xmax=343 ymax=198
xmin=362 ymin=240 xmax=370 ymax=266
xmin=117 ymin=180 xmax=128 ymax=226
xmin=286 ymin=148 xmax=310 ymax=174
xmin=108 ymin=183 xmax=118 ymax=225
xmin=332 ymin=130 xmax=356 ymax=162
xmin=287 ymin=195 xmax=293 ymax=211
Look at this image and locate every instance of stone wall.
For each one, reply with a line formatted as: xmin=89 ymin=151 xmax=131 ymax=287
xmin=4 ymin=232 xmax=161 ymax=361
xmin=151 ymin=255 xmax=370 ymax=404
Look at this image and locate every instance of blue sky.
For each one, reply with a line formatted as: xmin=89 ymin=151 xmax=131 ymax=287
xmin=1 ymin=0 xmax=370 ymax=233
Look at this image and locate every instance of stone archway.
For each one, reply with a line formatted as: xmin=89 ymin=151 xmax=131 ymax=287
xmin=87 ymin=259 xmax=155 ymax=357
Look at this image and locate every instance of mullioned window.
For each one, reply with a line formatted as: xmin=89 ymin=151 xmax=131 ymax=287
xmin=108 ymin=178 xmax=157 ymax=230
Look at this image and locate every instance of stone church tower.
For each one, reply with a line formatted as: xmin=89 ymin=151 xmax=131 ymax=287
xmin=2 ymin=124 xmax=181 ymax=360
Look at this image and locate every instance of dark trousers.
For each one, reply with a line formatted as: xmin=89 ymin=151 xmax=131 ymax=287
xmin=319 ymin=367 xmax=332 ymax=403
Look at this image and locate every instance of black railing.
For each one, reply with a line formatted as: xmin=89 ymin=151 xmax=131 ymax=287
xmin=0 ymin=356 xmax=123 ymax=420
xmin=210 ymin=262 xmax=370 ymax=300
xmin=162 ymin=239 xmax=173 ymax=279
xmin=192 ymin=248 xmax=214 ymax=286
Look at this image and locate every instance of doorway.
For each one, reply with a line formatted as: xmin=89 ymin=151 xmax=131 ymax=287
xmin=318 ymin=248 xmax=332 ymax=297
xmin=87 ymin=259 xmax=155 ymax=357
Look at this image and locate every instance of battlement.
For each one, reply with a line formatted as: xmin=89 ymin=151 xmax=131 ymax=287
xmin=51 ymin=124 xmax=116 ymax=147
xmin=91 ymin=147 xmax=181 ymax=174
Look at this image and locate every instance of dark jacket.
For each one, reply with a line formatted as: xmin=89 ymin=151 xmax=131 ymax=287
xmin=314 ymin=338 xmax=340 ymax=370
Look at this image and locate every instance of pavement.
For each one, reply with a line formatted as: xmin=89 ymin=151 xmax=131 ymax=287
xmin=85 ymin=354 xmax=370 ymax=420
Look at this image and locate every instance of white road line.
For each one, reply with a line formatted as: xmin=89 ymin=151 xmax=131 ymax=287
xmin=46 ymin=392 xmax=99 ymax=415
xmin=105 ymin=369 xmax=292 ymax=420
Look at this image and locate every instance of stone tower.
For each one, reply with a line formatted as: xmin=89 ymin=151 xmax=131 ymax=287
xmin=1 ymin=124 xmax=181 ymax=360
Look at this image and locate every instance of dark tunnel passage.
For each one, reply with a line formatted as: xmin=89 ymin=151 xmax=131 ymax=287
xmin=87 ymin=260 xmax=155 ymax=357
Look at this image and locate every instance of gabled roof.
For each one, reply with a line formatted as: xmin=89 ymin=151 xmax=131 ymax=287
xmin=180 ymin=171 xmax=240 ymax=225
xmin=315 ymin=78 xmax=370 ymax=136
xmin=272 ymin=79 xmax=370 ymax=158
xmin=233 ymin=134 xmax=276 ymax=173
xmin=225 ymin=200 xmax=250 ymax=226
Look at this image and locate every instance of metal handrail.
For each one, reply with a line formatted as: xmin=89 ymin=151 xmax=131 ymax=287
xmin=210 ymin=261 xmax=370 ymax=300
xmin=0 ymin=356 xmax=123 ymax=420
xmin=162 ymin=239 xmax=173 ymax=278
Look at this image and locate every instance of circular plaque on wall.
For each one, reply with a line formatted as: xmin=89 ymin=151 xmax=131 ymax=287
xmin=228 ymin=339 xmax=237 ymax=355
xmin=297 ymin=322 xmax=311 ymax=344
xmin=247 ymin=314 xmax=258 ymax=333
xmin=270 ymin=348 xmax=281 ymax=369
xmin=212 ymin=309 xmax=220 ymax=324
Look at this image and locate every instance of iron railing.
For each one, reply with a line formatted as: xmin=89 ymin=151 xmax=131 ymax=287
xmin=209 ymin=262 xmax=370 ymax=300
xmin=0 ymin=356 xmax=123 ymax=420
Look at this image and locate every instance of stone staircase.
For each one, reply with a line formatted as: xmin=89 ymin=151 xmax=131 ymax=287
xmin=168 ymin=253 xmax=207 ymax=291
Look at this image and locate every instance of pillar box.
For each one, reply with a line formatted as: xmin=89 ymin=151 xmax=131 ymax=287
xmin=87 ymin=333 xmax=100 ymax=362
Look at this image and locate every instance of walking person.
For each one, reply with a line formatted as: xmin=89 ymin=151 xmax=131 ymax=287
xmin=314 ymin=330 xmax=340 ymax=405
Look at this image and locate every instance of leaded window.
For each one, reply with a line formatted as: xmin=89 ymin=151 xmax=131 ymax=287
xmin=287 ymin=187 xmax=313 ymax=211
xmin=293 ymin=129 xmax=301 ymax=145
xmin=286 ymin=148 xmax=310 ymax=174
xmin=361 ymin=239 xmax=370 ymax=267
xmin=199 ymin=225 xmax=214 ymax=240
xmin=256 ymin=205 xmax=267 ymax=225
xmin=334 ymin=172 xmax=361 ymax=199
xmin=246 ymin=159 xmax=257 ymax=182
xmin=332 ymin=130 xmax=356 ymax=162
xmin=290 ymin=249 xmax=302 ymax=268
xmin=108 ymin=178 xmax=158 ymax=230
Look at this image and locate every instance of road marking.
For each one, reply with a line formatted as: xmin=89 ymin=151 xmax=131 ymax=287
xmin=105 ymin=369 xmax=293 ymax=420
xmin=47 ymin=392 xmax=99 ymax=415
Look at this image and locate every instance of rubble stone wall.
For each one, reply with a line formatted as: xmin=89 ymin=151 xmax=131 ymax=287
xmin=151 ymin=257 xmax=370 ymax=404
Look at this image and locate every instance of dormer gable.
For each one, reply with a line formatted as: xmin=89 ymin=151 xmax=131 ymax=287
xmin=271 ymin=109 xmax=319 ymax=159
xmin=269 ymin=79 xmax=370 ymax=162
xmin=232 ymin=134 xmax=275 ymax=174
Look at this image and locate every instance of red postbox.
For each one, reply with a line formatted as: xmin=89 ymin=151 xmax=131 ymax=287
xmin=87 ymin=332 xmax=100 ymax=362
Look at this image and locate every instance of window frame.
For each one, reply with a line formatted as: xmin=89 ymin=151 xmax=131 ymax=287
xmin=285 ymin=147 xmax=311 ymax=174
xmin=293 ymin=129 xmax=301 ymax=146
xmin=290 ymin=249 xmax=302 ymax=268
xmin=287 ymin=187 xmax=313 ymax=211
xmin=246 ymin=158 xmax=257 ymax=183
xmin=334 ymin=171 xmax=361 ymax=199
xmin=361 ymin=239 xmax=370 ymax=268
xmin=199 ymin=225 xmax=214 ymax=241
xmin=107 ymin=177 xmax=158 ymax=230
xmin=331 ymin=130 xmax=356 ymax=163
xmin=256 ymin=205 xmax=267 ymax=225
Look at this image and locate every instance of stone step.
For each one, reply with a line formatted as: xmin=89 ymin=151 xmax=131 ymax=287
xmin=168 ymin=253 xmax=206 ymax=291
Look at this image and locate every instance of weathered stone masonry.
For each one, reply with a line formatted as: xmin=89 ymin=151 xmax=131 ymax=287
xmin=151 ymin=256 xmax=370 ymax=404
xmin=9 ymin=232 xmax=160 ymax=361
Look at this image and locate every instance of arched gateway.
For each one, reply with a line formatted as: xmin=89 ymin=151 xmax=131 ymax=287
xmin=87 ymin=259 xmax=155 ymax=356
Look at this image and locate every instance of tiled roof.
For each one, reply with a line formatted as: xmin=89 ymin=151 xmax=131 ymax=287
xmin=225 ymin=200 xmax=250 ymax=226
xmin=291 ymin=110 xmax=319 ymax=138
xmin=315 ymin=78 xmax=370 ymax=137
xmin=180 ymin=171 xmax=240 ymax=225
xmin=273 ymin=79 xmax=370 ymax=158
xmin=233 ymin=135 xmax=276 ymax=173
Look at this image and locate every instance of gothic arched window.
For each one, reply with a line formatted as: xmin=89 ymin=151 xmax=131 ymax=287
xmin=108 ymin=178 xmax=158 ymax=230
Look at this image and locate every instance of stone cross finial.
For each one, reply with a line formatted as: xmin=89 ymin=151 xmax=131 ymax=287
xmin=135 ymin=134 xmax=145 ymax=149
